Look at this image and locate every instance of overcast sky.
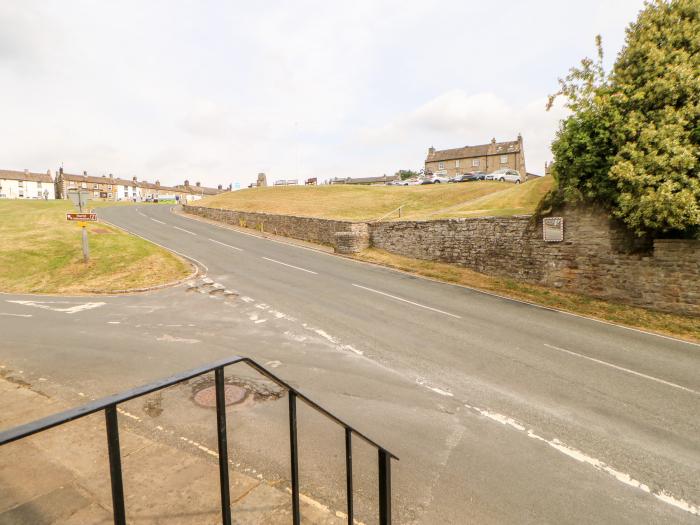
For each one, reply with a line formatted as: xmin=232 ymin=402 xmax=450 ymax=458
xmin=1 ymin=1 xmax=646 ymax=188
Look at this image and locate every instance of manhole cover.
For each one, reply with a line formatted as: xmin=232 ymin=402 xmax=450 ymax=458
xmin=193 ymin=385 xmax=247 ymax=408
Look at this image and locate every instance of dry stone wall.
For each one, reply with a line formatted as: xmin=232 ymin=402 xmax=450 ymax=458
xmin=183 ymin=204 xmax=699 ymax=316
xmin=371 ymin=207 xmax=700 ymax=317
xmin=183 ymin=205 xmax=368 ymax=249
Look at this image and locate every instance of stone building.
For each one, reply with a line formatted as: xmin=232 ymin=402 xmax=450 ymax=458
xmin=425 ymin=134 xmax=527 ymax=179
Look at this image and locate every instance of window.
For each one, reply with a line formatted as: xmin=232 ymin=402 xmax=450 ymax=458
xmin=93 ymin=191 xmax=99 ymax=197
xmin=108 ymin=193 xmax=112 ymax=198
xmin=472 ymin=159 xmax=480 ymax=167
xmin=455 ymin=159 xmax=460 ymax=168
xmin=93 ymin=183 xmax=98 ymax=189
xmin=18 ymin=180 xmax=24 ymax=187
xmin=500 ymin=155 xmax=508 ymax=164
xmin=438 ymin=161 xmax=445 ymax=170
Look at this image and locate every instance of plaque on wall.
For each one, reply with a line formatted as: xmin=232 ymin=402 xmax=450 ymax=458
xmin=543 ymin=217 xmax=564 ymax=242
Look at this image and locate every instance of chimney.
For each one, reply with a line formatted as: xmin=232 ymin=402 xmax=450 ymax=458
xmin=217 ymin=184 xmax=222 ymax=190
xmin=24 ymin=169 xmax=29 ymax=175
xmin=59 ymin=167 xmax=63 ymax=176
xmin=491 ymin=138 xmax=496 ymax=144
xmin=196 ymin=181 xmax=201 ymax=187
xmin=155 ymin=180 xmax=160 ymax=187
xmin=184 ymin=180 xmax=190 ymax=187
xmin=517 ymin=132 xmax=523 ymax=142
xmin=132 ymin=176 xmax=138 ymax=182
xmin=428 ymin=146 xmax=435 ymax=156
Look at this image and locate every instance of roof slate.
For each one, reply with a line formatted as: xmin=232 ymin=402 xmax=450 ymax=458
xmin=426 ymin=140 xmax=520 ymax=163
xmin=0 ymin=169 xmax=53 ymax=183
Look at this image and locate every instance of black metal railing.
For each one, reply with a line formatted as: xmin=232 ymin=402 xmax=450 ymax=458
xmin=0 ymin=356 xmax=398 ymax=525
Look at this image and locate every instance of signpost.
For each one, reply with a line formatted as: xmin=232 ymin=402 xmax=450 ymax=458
xmin=66 ymin=212 xmax=97 ymax=263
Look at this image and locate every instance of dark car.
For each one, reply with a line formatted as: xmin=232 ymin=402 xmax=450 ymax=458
xmin=451 ymin=172 xmax=485 ymax=182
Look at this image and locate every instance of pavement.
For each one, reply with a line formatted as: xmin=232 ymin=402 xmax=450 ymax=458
xmin=0 ymin=203 xmax=698 ymax=524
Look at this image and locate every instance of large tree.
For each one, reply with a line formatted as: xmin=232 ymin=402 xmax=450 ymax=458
xmin=548 ymin=0 xmax=699 ymax=237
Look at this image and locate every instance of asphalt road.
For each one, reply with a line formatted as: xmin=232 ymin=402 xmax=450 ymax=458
xmin=1 ymin=204 xmax=698 ymax=524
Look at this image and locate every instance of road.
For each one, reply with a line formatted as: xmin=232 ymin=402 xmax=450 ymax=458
xmin=1 ymin=204 xmax=698 ymax=524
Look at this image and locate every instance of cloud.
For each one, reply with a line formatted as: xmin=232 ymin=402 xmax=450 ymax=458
xmin=358 ymin=90 xmax=568 ymax=175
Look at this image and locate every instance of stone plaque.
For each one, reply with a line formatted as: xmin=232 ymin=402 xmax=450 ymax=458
xmin=543 ymin=217 xmax=564 ymax=242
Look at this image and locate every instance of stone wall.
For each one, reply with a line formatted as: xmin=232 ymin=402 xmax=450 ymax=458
xmin=183 ymin=204 xmax=699 ymax=316
xmin=183 ymin=205 xmax=369 ymax=250
xmin=370 ymin=207 xmax=700 ymax=317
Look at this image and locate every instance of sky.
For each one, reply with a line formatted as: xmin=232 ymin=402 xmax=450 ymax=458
xmin=1 ymin=0 xmax=647 ymax=189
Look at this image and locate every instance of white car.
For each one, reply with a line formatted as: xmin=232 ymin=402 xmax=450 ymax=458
xmin=489 ymin=169 xmax=522 ymax=183
xmin=432 ymin=174 xmax=450 ymax=184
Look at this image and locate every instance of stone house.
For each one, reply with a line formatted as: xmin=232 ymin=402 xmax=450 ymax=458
xmin=425 ymin=134 xmax=527 ymax=179
xmin=0 ymin=169 xmax=55 ymax=199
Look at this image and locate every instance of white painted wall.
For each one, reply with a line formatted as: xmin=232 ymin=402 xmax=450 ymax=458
xmin=0 ymin=178 xmax=55 ymax=199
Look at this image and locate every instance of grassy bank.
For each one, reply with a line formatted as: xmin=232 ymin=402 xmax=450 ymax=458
xmin=354 ymin=248 xmax=700 ymax=343
xmin=200 ymin=178 xmax=552 ymax=221
xmin=0 ymin=200 xmax=191 ymax=294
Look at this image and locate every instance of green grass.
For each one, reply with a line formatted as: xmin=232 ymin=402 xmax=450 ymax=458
xmin=354 ymin=248 xmax=700 ymax=343
xmin=199 ymin=179 xmax=552 ymax=221
xmin=0 ymin=200 xmax=191 ymax=294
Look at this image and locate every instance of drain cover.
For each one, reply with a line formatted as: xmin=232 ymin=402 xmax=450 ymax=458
xmin=194 ymin=385 xmax=246 ymax=408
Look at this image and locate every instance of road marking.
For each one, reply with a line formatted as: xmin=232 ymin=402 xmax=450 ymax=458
xmin=261 ymin=257 xmax=318 ymax=274
xmin=351 ymin=284 xmax=461 ymax=319
xmin=7 ymin=300 xmax=106 ymax=315
xmin=209 ymin=238 xmax=243 ymax=251
xmin=543 ymin=343 xmax=698 ymax=395
xmin=463 ymin=402 xmax=699 ymax=516
xmin=150 ymin=218 xmax=166 ymax=224
xmin=0 ymin=313 xmax=32 ymax=318
xmin=173 ymin=226 xmax=196 ymax=235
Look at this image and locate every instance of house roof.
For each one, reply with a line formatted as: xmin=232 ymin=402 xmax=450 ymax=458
xmin=174 ymin=184 xmax=222 ymax=195
xmin=0 ymin=169 xmax=53 ymax=183
xmin=426 ymin=139 xmax=521 ymax=163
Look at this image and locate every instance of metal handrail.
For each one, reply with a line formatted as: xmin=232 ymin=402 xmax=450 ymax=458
xmin=0 ymin=355 xmax=398 ymax=525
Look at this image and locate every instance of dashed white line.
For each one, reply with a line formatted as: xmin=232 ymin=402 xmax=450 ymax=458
xmin=209 ymin=238 xmax=243 ymax=251
xmin=173 ymin=226 xmax=196 ymax=235
xmin=351 ymin=284 xmax=461 ymax=319
xmin=463 ymin=402 xmax=699 ymax=516
xmin=261 ymin=257 xmax=318 ymax=275
xmin=150 ymin=218 xmax=166 ymax=224
xmin=0 ymin=313 xmax=32 ymax=318
xmin=543 ymin=343 xmax=698 ymax=395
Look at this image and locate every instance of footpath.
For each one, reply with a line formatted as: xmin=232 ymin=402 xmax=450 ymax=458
xmin=0 ymin=375 xmax=344 ymax=525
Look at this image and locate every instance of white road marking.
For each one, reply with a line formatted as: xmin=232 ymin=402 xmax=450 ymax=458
xmin=173 ymin=226 xmax=196 ymax=235
xmin=156 ymin=334 xmax=200 ymax=344
xmin=108 ymin=321 xmax=120 ymax=324
xmin=150 ymin=218 xmax=166 ymax=224
xmin=262 ymin=257 xmax=318 ymax=274
xmin=208 ymin=238 xmax=243 ymax=251
xmin=7 ymin=300 xmax=106 ymax=315
xmin=351 ymin=284 xmax=461 ymax=319
xmin=241 ymin=296 xmax=255 ymax=303
xmin=543 ymin=343 xmax=698 ymax=396
xmin=463 ymin=402 xmax=699 ymax=516
xmin=0 ymin=313 xmax=32 ymax=318
xmin=416 ymin=377 xmax=454 ymax=397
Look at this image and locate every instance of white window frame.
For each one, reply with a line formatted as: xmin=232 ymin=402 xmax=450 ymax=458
xmin=500 ymin=155 xmax=508 ymax=164
xmin=455 ymin=159 xmax=460 ymax=168
xmin=472 ymin=159 xmax=480 ymax=167
xmin=438 ymin=161 xmax=445 ymax=170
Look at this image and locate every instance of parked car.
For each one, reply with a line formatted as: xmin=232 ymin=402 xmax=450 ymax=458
xmin=489 ymin=168 xmax=522 ymax=183
xmin=450 ymin=172 xmax=485 ymax=182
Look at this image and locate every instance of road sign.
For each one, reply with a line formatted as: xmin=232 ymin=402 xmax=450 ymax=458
xmin=67 ymin=189 xmax=90 ymax=211
xmin=66 ymin=212 xmax=98 ymax=222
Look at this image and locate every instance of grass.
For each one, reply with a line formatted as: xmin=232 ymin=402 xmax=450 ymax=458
xmin=199 ymin=179 xmax=552 ymax=221
xmin=353 ymin=248 xmax=700 ymax=343
xmin=0 ymin=200 xmax=191 ymax=294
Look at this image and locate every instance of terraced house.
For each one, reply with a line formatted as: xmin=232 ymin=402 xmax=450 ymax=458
xmin=0 ymin=169 xmax=55 ymax=199
xmin=425 ymin=134 xmax=527 ymax=179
